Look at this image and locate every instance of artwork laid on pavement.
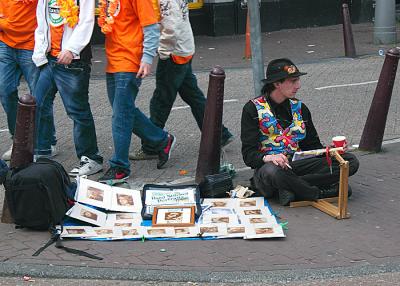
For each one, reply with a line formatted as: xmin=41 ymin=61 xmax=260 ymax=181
xmin=152 ymin=205 xmax=195 ymax=227
xmin=76 ymin=177 xmax=142 ymax=213
xmin=142 ymin=185 xmax=199 ymax=219
xmin=62 ymin=179 xmax=285 ymax=240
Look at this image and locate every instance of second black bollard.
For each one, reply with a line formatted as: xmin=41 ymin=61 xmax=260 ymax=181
xmin=195 ymin=66 xmax=226 ymax=184
xmin=359 ymin=48 xmax=400 ymax=152
xmin=342 ymin=3 xmax=356 ymax=58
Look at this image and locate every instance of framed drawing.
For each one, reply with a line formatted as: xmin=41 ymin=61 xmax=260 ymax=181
xmin=152 ymin=205 xmax=195 ymax=227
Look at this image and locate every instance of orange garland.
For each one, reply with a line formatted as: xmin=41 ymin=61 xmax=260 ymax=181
xmin=98 ymin=0 xmax=118 ymax=34
xmin=57 ymin=0 xmax=79 ymax=28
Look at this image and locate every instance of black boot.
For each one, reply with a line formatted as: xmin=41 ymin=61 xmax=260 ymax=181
xmin=319 ymin=183 xmax=352 ymax=199
xmin=278 ymin=189 xmax=295 ymax=206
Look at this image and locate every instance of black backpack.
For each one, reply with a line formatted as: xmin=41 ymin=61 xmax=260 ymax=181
xmin=4 ymin=158 xmax=72 ymax=230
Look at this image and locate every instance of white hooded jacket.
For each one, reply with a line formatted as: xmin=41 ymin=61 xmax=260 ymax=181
xmin=32 ymin=0 xmax=95 ymax=67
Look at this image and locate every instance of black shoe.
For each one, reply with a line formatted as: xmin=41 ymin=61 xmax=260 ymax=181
xmin=278 ymin=189 xmax=295 ymax=206
xmin=319 ymin=184 xmax=352 ymax=199
xmin=157 ymin=134 xmax=176 ymax=169
xmin=221 ymin=133 xmax=234 ymax=147
xmin=98 ymin=167 xmax=129 ymax=184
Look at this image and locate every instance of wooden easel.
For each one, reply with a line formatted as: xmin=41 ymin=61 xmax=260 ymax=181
xmin=290 ymin=150 xmax=350 ymax=219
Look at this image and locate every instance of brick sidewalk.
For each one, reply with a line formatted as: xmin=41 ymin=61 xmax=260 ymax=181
xmin=0 ymin=143 xmax=399 ymax=283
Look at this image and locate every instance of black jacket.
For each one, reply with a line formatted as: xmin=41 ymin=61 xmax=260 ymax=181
xmin=241 ymin=96 xmax=323 ymax=169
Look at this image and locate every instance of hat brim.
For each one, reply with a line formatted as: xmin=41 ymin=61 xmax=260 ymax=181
xmin=262 ymin=71 xmax=307 ymax=84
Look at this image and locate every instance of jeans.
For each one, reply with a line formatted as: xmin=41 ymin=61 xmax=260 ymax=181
xmin=142 ymin=57 xmax=232 ymax=153
xmin=0 ymin=41 xmax=56 ymax=145
xmin=34 ymin=57 xmax=102 ymax=163
xmin=106 ymin=72 xmax=168 ymax=172
xmin=253 ymin=153 xmax=360 ymax=200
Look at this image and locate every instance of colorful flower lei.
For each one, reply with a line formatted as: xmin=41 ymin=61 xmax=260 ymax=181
xmin=97 ymin=0 xmax=118 ymax=34
xmin=57 ymin=0 xmax=79 ymax=28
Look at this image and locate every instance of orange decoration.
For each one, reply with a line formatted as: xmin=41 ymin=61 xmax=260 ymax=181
xmin=57 ymin=0 xmax=79 ymax=28
xmin=98 ymin=0 xmax=118 ymax=34
xmin=178 ymin=170 xmax=188 ymax=176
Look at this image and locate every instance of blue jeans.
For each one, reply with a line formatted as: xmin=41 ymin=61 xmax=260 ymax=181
xmin=34 ymin=57 xmax=102 ymax=163
xmin=106 ymin=72 xmax=168 ymax=172
xmin=0 ymin=41 xmax=56 ymax=145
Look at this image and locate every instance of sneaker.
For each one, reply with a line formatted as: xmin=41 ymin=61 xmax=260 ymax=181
xmin=157 ymin=134 xmax=176 ymax=169
xmin=129 ymin=149 xmax=158 ymax=161
xmin=69 ymin=156 xmax=103 ymax=177
xmin=98 ymin=167 xmax=129 ymax=184
xmin=319 ymin=184 xmax=352 ymax=199
xmin=278 ymin=189 xmax=295 ymax=206
xmin=221 ymin=134 xmax=234 ymax=147
xmin=34 ymin=145 xmax=58 ymax=160
xmin=1 ymin=145 xmax=13 ymax=161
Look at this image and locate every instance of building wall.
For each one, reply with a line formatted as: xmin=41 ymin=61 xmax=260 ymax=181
xmin=193 ymin=0 xmax=374 ymax=36
xmin=91 ymin=0 xmax=374 ymax=43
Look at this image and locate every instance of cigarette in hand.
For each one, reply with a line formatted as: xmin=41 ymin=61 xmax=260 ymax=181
xmin=285 ymin=163 xmax=292 ymax=169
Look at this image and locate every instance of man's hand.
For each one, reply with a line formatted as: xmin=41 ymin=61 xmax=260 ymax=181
xmin=263 ymin=153 xmax=290 ymax=169
xmin=57 ymin=50 xmax=74 ymax=65
xmin=136 ymin=62 xmax=151 ymax=78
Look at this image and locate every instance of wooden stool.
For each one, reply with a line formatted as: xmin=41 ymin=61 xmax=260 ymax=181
xmin=290 ymin=150 xmax=350 ymax=219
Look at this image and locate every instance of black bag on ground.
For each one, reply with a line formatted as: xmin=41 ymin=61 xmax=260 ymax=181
xmin=199 ymin=172 xmax=233 ymax=198
xmin=4 ymin=158 xmax=71 ymax=230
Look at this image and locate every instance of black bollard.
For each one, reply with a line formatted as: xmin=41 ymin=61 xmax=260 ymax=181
xmin=359 ymin=48 xmax=400 ymax=152
xmin=342 ymin=3 xmax=356 ymax=58
xmin=2 ymin=94 xmax=36 ymax=223
xmin=195 ymin=66 xmax=226 ymax=184
xmin=10 ymin=94 xmax=36 ymax=168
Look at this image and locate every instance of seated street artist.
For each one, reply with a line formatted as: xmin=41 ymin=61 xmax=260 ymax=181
xmin=240 ymin=58 xmax=359 ymax=206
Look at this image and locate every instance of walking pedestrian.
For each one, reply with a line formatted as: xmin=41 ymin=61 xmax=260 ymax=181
xmin=97 ymin=0 xmax=175 ymax=183
xmin=129 ymin=0 xmax=233 ymax=161
xmin=0 ymin=0 xmax=56 ymax=161
xmin=33 ymin=0 xmax=103 ymax=176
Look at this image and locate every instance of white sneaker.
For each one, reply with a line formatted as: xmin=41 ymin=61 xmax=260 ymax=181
xmin=69 ymin=156 xmax=103 ymax=177
xmin=34 ymin=145 xmax=59 ymax=161
xmin=1 ymin=145 xmax=13 ymax=161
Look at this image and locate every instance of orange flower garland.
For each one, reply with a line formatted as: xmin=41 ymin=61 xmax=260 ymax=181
xmin=57 ymin=0 xmax=79 ymax=28
xmin=18 ymin=0 xmax=35 ymax=3
xmin=98 ymin=0 xmax=118 ymax=34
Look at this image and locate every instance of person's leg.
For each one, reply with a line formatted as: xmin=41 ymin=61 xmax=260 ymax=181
xmin=291 ymin=153 xmax=360 ymax=187
xmin=140 ymin=58 xmax=183 ymax=154
xmin=17 ymin=48 xmax=57 ymax=147
xmin=0 ymin=41 xmax=20 ymax=137
xmin=106 ymin=72 xmax=138 ymax=173
xmin=53 ymin=60 xmax=103 ymax=164
xmin=178 ymin=60 xmax=233 ymax=144
xmin=33 ymin=63 xmax=58 ymax=156
xmin=254 ymin=162 xmax=320 ymax=201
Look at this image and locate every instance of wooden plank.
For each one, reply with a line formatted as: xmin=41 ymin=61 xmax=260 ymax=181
xmin=332 ymin=151 xmax=346 ymax=164
xmin=312 ymin=200 xmax=340 ymax=218
xmin=338 ymin=161 xmax=350 ymax=219
xmin=317 ymin=197 xmax=338 ymax=203
xmin=290 ymin=201 xmax=313 ymax=207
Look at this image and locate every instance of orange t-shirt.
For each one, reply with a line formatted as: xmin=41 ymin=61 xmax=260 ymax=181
xmin=0 ymin=0 xmax=38 ymax=50
xmin=48 ymin=0 xmax=65 ymax=57
xmin=105 ymin=0 xmax=158 ymax=73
